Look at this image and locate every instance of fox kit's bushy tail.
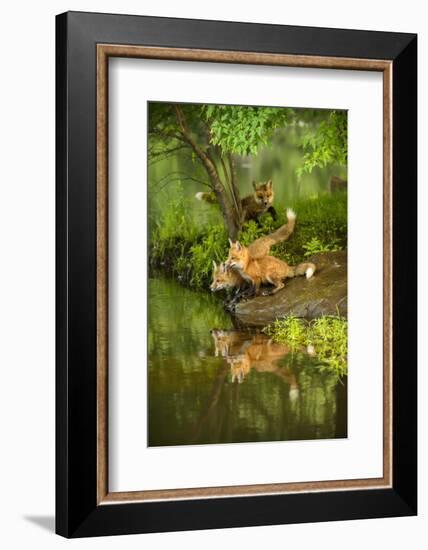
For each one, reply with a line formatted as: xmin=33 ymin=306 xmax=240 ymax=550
xmin=195 ymin=191 xmax=217 ymax=204
xmin=247 ymin=209 xmax=296 ymax=260
xmin=287 ymin=262 xmax=316 ymax=279
xmin=268 ymin=209 xmax=296 ymax=244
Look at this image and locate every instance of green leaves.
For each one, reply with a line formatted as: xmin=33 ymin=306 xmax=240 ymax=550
xmin=203 ymin=105 xmax=292 ymax=156
xmin=302 ymin=236 xmax=343 ymax=257
xmin=296 ymin=110 xmax=348 ymax=177
xmin=149 ymin=102 xmax=347 ymax=183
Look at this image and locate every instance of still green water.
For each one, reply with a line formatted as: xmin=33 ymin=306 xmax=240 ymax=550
xmin=148 ymin=277 xmax=347 ymax=447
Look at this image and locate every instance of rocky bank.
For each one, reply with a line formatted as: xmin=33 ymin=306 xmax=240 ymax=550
xmin=233 ymin=251 xmax=347 ymax=327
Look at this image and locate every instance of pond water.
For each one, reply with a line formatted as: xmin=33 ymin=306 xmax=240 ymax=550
xmin=148 ymin=277 xmax=347 ymax=447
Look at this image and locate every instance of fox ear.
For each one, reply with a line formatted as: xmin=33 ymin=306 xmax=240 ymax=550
xmin=235 ymin=241 xmax=242 ymax=251
xmin=220 ymin=263 xmax=227 ymax=273
xmin=228 ymin=238 xmax=234 ymax=247
xmin=212 ymin=260 xmax=217 ymax=270
xmin=252 ymin=181 xmax=257 ymax=191
xmin=267 ymin=179 xmax=273 ymax=189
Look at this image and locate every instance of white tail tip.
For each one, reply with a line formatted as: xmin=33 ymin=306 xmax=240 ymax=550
xmin=306 ymin=267 xmax=314 ymax=279
xmin=289 ymin=388 xmax=299 ymax=402
xmin=195 ymin=192 xmax=204 ymax=201
xmin=306 ymin=344 xmax=316 ymax=356
xmin=287 ymin=208 xmax=296 ymax=219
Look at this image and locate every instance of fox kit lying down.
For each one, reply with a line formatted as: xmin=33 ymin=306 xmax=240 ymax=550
xmin=226 ymin=240 xmax=315 ymax=296
xmin=196 ymin=180 xmax=276 ymax=223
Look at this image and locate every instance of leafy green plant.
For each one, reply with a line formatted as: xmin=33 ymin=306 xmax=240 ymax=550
xmin=296 ymin=111 xmax=347 ymax=177
xmin=264 ymin=314 xmax=348 ymax=377
xmin=150 ymin=192 xmax=347 ymax=291
xmin=310 ymin=316 xmax=348 ymax=377
xmin=265 ymin=316 xmax=307 ymax=349
xmin=151 ymin=181 xmax=198 ymax=242
xmin=149 ymin=103 xmax=347 ymax=239
xmin=271 ymin=192 xmax=347 ymax=265
xmin=302 ymin=236 xmax=342 ymax=257
xmin=189 ymin=225 xmax=229 ymax=288
xmin=204 ymin=105 xmax=292 ymax=156
xmin=239 ymin=215 xmax=277 ymax=246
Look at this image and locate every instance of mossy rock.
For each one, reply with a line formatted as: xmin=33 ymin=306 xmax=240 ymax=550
xmin=234 ymin=251 xmax=347 ymax=327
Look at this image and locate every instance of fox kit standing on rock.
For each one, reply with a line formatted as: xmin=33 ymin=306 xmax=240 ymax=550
xmin=226 ymin=241 xmax=315 ymax=296
xmin=210 ymin=210 xmax=297 ymax=295
xmin=196 ymin=180 xmax=276 ymax=223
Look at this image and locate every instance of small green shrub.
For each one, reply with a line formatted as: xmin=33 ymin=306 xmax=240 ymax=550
xmin=264 ymin=314 xmax=348 ymax=377
xmin=149 ymin=191 xmax=347 ymax=291
xmin=302 ymin=236 xmax=342 ymax=257
xmin=189 ymin=225 xmax=229 ymax=288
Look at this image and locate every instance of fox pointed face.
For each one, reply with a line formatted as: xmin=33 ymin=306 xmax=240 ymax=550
xmin=252 ymin=180 xmax=274 ymax=207
xmin=210 ymin=261 xmax=238 ymax=292
xmin=226 ymin=240 xmax=249 ymax=271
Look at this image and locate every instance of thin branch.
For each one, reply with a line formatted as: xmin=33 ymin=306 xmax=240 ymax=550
xmin=148 ymin=144 xmax=189 ymax=165
xmin=173 ymin=105 xmax=221 ymax=187
xmin=218 ymin=151 xmax=231 ymax=187
xmin=149 ymin=128 xmax=186 ymax=143
xmin=216 ymin=149 xmax=239 ymax=224
xmin=149 ymin=171 xmax=212 ymax=193
xmin=173 ymin=104 xmax=239 ymax=239
xmin=228 ymin=153 xmax=242 ymax=224
xmin=205 ymin=147 xmax=222 ymax=183
xmin=154 ymin=170 xmax=211 ymax=187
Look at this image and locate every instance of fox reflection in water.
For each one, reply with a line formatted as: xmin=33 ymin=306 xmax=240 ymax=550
xmin=211 ymin=329 xmax=301 ymax=402
xmin=147 ymin=278 xmax=347 ymax=446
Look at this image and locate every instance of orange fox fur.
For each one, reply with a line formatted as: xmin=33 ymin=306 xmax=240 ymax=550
xmin=210 ymin=261 xmax=244 ymax=292
xmin=246 ymin=208 xmax=296 ymax=259
xmin=196 ymin=180 xmax=275 ymax=222
xmin=210 ymin=210 xmax=296 ymax=293
xmin=226 ymin=337 xmax=297 ymax=386
xmin=226 ymin=241 xmax=316 ymax=295
xmin=210 ymin=330 xmax=298 ymax=390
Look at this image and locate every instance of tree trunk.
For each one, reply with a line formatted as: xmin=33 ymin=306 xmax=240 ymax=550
xmin=174 ymin=105 xmax=240 ymax=240
xmin=213 ymin=184 xmax=240 ymax=240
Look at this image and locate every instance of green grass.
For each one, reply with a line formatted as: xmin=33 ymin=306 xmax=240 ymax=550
xmin=271 ymin=192 xmax=347 ymax=265
xmin=149 ymin=191 xmax=347 ymax=290
xmin=263 ymin=314 xmax=348 ymax=377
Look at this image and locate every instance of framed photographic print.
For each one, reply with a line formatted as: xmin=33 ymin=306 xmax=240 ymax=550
xmin=56 ymin=11 xmax=417 ymax=537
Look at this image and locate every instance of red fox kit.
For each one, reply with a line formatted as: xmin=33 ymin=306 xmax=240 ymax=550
xmin=210 ymin=211 xmax=296 ymax=295
xmin=227 ymin=240 xmax=316 ymax=295
xmin=196 ymin=180 xmax=276 ymax=223
xmin=210 ymin=261 xmax=244 ymax=293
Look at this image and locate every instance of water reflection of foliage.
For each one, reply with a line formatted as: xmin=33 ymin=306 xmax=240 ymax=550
xmin=148 ymin=282 xmax=347 ymax=447
xmin=287 ymin=353 xmax=341 ymax=438
xmin=148 ymin=277 xmax=233 ymax=359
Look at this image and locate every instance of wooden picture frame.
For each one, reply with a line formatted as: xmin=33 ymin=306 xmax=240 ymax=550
xmin=56 ymin=11 xmax=417 ymax=537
